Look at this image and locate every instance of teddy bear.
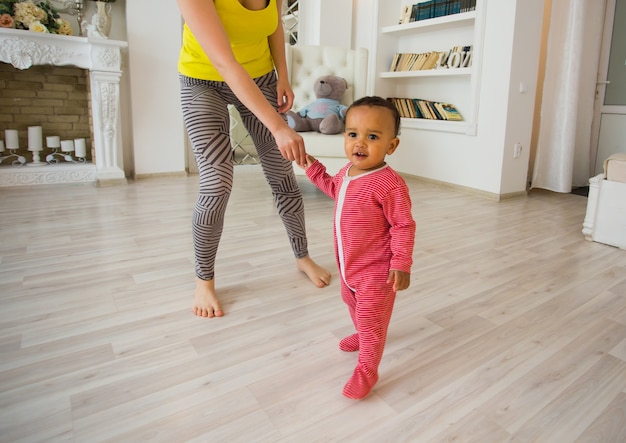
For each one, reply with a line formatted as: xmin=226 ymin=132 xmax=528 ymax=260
xmin=286 ymin=75 xmax=349 ymax=135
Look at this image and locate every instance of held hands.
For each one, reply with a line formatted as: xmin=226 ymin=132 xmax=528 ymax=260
xmin=387 ymin=270 xmax=410 ymax=291
xmin=303 ymin=154 xmax=317 ymax=170
xmin=274 ymin=126 xmax=307 ymax=168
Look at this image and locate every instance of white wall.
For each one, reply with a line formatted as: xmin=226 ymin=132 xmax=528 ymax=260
xmin=299 ymin=0 xmax=353 ymax=47
xmin=84 ymin=0 xmax=186 ymax=178
xmin=124 ymin=0 xmax=186 ymax=176
xmin=498 ymin=0 xmax=543 ymax=194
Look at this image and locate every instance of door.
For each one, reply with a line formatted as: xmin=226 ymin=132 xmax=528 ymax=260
xmin=591 ymin=0 xmax=626 ymax=176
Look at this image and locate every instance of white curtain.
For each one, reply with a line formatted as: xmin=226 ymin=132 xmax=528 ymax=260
xmin=531 ymin=0 xmax=606 ymax=192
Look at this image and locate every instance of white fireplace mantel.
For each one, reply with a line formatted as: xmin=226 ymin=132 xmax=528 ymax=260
xmin=0 ymin=28 xmax=128 ymax=186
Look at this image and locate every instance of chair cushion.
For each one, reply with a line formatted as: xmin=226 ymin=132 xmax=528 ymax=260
xmin=302 ymin=132 xmax=345 ymax=157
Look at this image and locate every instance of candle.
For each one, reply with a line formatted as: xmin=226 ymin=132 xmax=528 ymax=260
xmin=46 ymin=136 xmax=61 ymax=148
xmin=60 ymin=140 xmax=75 ymax=152
xmin=5 ymin=129 xmax=19 ymax=149
xmin=28 ymin=126 xmax=43 ymax=152
xmin=0 ymin=140 xmax=4 ymax=153
xmin=74 ymin=138 xmax=87 ymax=158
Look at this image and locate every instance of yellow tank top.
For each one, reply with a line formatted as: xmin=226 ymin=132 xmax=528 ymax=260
xmin=178 ymin=0 xmax=278 ymax=81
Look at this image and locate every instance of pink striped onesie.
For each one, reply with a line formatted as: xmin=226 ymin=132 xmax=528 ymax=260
xmin=306 ymin=160 xmax=416 ymax=399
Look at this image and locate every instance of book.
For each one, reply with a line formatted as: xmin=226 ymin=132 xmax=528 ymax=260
xmin=410 ymin=3 xmax=419 ymax=22
xmin=440 ymin=103 xmax=463 ymax=120
xmin=460 ymin=0 xmax=476 ymax=13
xmin=433 ymin=0 xmax=448 ymax=17
xmin=397 ymin=53 xmax=414 ymax=71
xmin=426 ymin=100 xmax=443 ymax=119
xmin=390 ymin=53 xmax=399 ymax=71
xmin=434 ymin=102 xmax=446 ymax=120
xmin=405 ymin=98 xmax=417 ymax=118
xmin=411 ymin=99 xmax=424 ymax=118
xmin=417 ymin=1 xmax=434 ymax=21
xmin=404 ymin=54 xmax=419 ymax=71
xmin=417 ymin=100 xmax=434 ymax=119
xmin=446 ymin=0 xmax=461 ymax=15
xmin=418 ymin=51 xmax=440 ymax=70
xmin=388 ymin=98 xmax=463 ymax=122
xmin=399 ymin=5 xmax=412 ymax=24
xmin=389 ymin=98 xmax=406 ymax=118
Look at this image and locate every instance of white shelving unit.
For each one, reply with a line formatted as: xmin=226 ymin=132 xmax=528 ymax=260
xmin=373 ymin=0 xmax=485 ymax=135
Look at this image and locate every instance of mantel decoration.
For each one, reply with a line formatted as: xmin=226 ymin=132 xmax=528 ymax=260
xmin=0 ymin=0 xmax=74 ymax=35
xmin=85 ymin=0 xmax=115 ymax=38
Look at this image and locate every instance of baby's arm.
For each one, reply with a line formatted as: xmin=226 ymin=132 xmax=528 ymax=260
xmin=387 ymin=269 xmax=410 ymax=291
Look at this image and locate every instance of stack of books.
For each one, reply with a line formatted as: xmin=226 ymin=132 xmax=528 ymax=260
xmin=399 ymin=0 xmax=477 ymax=24
xmin=389 ymin=45 xmax=473 ymax=71
xmin=390 ymin=51 xmax=441 ymax=72
xmin=388 ymin=97 xmax=463 ymax=121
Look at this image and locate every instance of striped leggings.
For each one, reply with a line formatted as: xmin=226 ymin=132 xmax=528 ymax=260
xmin=179 ymin=72 xmax=309 ymax=281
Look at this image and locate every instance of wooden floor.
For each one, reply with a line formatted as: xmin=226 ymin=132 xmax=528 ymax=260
xmin=1 ymin=165 xmax=625 ymax=442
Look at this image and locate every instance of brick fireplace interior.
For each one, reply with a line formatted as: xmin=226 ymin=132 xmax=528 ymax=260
xmin=0 ymin=63 xmax=93 ymax=162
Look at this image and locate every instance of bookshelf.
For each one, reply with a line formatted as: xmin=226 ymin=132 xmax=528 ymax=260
xmin=373 ymin=0 xmax=485 ymax=135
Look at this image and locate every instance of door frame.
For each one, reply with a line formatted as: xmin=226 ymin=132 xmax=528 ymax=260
xmin=590 ymin=0 xmax=626 ymax=175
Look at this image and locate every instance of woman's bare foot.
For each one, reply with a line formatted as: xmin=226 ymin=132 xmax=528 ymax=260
xmin=192 ymin=277 xmax=224 ymax=318
xmin=296 ymin=255 xmax=331 ymax=288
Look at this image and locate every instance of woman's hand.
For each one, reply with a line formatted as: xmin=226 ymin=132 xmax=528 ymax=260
xmin=276 ymin=76 xmax=294 ymax=114
xmin=273 ymin=125 xmax=306 ymax=168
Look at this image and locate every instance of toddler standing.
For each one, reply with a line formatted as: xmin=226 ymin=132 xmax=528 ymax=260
xmin=303 ymin=96 xmax=416 ymax=399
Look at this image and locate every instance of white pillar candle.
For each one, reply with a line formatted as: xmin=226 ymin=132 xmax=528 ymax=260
xmin=46 ymin=136 xmax=61 ymax=148
xmin=74 ymin=138 xmax=87 ymax=158
xmin=0 ymin=140 xmax=5 ymax=152
xmin=61 ymin=140 xmax=75 ymax=152
xmin=5 ymin=129 xmax=19 ymax=149
xmin=28 ymin=126 xmax=43 ymax=152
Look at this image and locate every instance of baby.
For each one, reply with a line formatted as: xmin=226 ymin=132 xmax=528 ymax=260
xmin=304 ymin=96 xmax=416 ymax=399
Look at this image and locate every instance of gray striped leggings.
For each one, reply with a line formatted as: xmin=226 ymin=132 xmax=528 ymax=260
xmin=179 ymin=72 xmax=309 ymax=281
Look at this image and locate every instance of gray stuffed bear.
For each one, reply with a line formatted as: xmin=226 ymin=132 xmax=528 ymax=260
xmin=286 ymin=75 xmax=348 ymax=135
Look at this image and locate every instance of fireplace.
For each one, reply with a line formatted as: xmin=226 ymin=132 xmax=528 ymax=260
xmin=0 ymin=28 xmax=127 ymax=186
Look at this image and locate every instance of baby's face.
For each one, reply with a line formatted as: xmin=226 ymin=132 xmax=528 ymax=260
xmin=343 ymin=106 xmax=399 ymax=175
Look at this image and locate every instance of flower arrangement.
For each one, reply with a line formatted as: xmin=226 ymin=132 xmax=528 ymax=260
xmin=0 ymin=0 xmax=73 ymax=35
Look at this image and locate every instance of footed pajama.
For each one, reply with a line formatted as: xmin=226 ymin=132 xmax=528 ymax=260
xmin=306 ymin=161 xmax=415 ymax=399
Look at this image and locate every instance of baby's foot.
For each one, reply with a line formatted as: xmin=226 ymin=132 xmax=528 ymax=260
xmin=343 ymin=365 xmax=379 ymax=400
xmin=296 ymin=256 xmax=331 ymax=288
xmin=339 ymin=333 xmax=359 ymax=352
xmin=192 ymin=277 xmax=224 ymax=318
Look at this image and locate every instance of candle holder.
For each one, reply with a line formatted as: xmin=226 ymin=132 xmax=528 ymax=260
xmin=47 ymin=139 xmax=86 ymax=164
xmin=46 ymin=149 xmax=86 ymax=164
xmin=73 ymin=0 xmax=85 ymax=36
xmin=49 ymin=0 xmax=85 ymax=35
xmin=0 ymin=147 xmax=27 ymax=166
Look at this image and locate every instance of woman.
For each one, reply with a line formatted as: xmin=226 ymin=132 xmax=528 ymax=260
xmin=177 ymin=0 xmax=331 ymax=318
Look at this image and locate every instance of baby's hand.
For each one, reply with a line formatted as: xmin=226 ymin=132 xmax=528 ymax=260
xmin=387 ymin=270 xmax=410 ymax=291
xmin=303 ymin=154 xmax=317 ymax=170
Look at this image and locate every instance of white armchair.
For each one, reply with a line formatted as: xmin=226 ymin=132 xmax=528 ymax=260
xmin=229 ymin=45 xmax=369 ymax=175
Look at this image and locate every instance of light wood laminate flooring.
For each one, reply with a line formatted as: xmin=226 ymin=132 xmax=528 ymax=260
xmin=1 ymin=165 xmax=625 ymax=442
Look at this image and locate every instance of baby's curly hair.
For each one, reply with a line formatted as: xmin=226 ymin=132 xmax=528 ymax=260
xmin=346 ymin=96 xmax=401 ymax=136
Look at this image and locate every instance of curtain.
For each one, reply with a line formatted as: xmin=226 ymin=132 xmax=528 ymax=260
xmin=531 ymin=0 xmax=606 ymax=192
